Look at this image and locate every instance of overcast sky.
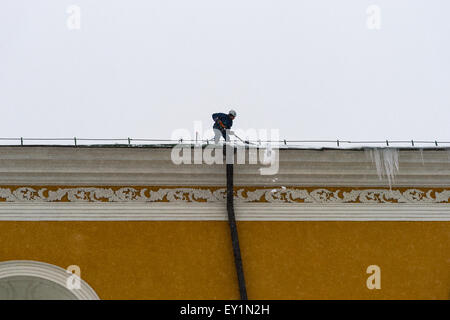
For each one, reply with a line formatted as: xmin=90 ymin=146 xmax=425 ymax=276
xmin=1 ymin=0 xmax=449 ymax=143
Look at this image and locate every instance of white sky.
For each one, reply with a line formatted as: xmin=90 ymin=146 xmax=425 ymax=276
xmin=1 ymin=0 xmax=449 ymax=142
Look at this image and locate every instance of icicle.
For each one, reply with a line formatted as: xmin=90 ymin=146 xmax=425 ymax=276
xmin=419 ymin=148 xmax=424 ymax=165
xmin=365 ymin=148 xmax=383 ymax=180
xmin=383 ymin=148 xmax=399 ymax=189
xmin=367 ymin=148 xmax=400 ymax=190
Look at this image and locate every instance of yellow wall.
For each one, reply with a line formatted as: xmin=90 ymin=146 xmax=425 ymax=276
xmin=0 ymin=221 xmax=448 ymax=299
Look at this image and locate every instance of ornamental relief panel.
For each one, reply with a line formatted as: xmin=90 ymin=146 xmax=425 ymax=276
xmin=0 ymin=186 xmax=449 ymax=204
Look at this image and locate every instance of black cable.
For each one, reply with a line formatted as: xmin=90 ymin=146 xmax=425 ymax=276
xmin=226 ymin=148 xmax=248 ymax=300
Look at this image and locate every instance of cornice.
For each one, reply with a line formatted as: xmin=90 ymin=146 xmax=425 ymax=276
xmin=0 ymin=147 xmax=448 ymax=187
xmin=0 ymin=147 xmax=448 ymax=220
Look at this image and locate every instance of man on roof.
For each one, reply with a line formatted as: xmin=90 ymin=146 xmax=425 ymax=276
xmin=212 ymin=109 xmax=237 ymax=144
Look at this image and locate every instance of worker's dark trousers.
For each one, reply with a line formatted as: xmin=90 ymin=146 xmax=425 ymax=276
xmin=213 ymin=125 xmax=229 ymax=144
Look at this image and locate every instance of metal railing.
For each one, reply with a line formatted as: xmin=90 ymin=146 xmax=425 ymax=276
xmin=0 ymin=137 xmax=449 ymax=148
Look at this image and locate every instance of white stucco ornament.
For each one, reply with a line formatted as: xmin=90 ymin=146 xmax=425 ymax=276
xmin=0 ymin=187 xmax=448 ymax=204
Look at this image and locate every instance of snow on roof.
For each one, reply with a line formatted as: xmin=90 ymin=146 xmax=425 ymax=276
xmin=0 ymin=137 xmax=449 ymax=151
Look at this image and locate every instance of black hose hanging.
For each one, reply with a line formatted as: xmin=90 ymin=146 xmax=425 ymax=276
xmin=226 ymin=158 xmax=248 ymax=300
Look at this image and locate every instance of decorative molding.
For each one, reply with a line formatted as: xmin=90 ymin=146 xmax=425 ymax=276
xmin=0 ymin=260 xmax=100 ymax=300
xmin=0 ymin=202 xmax=448 ymax=221
xmin=0 ymin=186 xmax=448 ymax=221
xmin=0 ymin=186 xmax=449 ymax=204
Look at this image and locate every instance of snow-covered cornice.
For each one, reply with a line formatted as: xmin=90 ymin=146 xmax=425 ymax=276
xmin=0 ymin=146 xmax=448 ymax=187
xmin=0 ymin=146 xmax=448 ymax=221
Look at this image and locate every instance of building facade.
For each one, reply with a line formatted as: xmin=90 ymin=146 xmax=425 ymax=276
xmin=0 ymin=145 xmax=448 ymax=299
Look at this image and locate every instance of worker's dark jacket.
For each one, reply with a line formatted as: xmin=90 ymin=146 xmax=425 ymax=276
xmin=212 ymin=113 xmax=233 ymax=130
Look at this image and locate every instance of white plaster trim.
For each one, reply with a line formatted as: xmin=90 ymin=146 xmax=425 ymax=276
xmin=0 ymin=260 xmax=100 ymax=300
xmin=0 ymin=203 xmax=448 ymax=221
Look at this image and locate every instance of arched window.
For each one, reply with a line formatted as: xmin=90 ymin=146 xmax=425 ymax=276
xmin=0 ymin=260 xmax=99 ymax=300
